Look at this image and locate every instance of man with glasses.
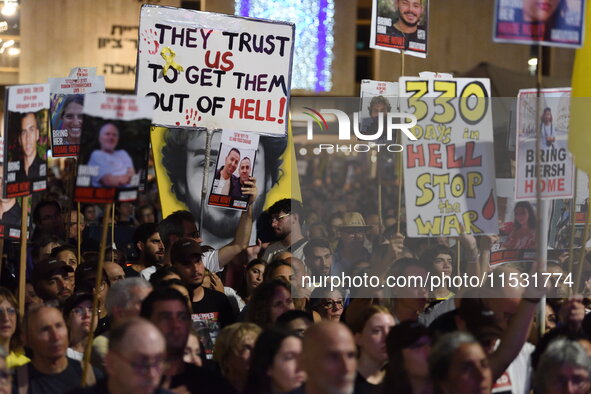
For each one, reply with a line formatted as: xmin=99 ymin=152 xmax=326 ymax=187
xmin=14 ymin=305 xmax=102 ymax=394
xmin=262 ymin=199 xmax=307 ymax=263
xmin=78 ymin=317 xmax=169 ymax=394
xmin=140 ymin=287 xmax=233 ymax=392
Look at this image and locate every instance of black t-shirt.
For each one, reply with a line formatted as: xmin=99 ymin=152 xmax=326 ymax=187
xmin=354 ymin=371 xmax=381 ymax=394
xmin=13 ymin=357 xmax=104 ymax=394
xmin=169 ymin=362 xmax=237 ymax=394
xmin=191 ymin=287 xmax=236 ymax=358
xmin=69 ymin=378 xmax=174 ymax=394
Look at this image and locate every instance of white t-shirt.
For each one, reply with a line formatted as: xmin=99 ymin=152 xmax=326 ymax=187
xmin=491 ymin=341 xmax=534 ymax=394
xmin=88 ymin=149 xmax=134 ymax=187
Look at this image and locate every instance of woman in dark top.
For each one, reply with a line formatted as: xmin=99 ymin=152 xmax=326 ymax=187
xmin=350 ymin=305 xmax=395 ymax=394
xmin=243 ymin=328 xmax=305 ymax=394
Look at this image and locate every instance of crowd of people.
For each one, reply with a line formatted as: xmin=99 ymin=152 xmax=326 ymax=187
xmin=0 ymin=150 xmax=589 ymax=394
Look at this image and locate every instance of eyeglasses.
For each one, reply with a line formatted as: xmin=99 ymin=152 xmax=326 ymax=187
xmin=270 ymin=213 xmax=291 ymax=224
xmin=0 ymin=307 xmax=17 ymax=318
xmin=320 ymin=300 xmax=344 ymax=310
xmin=111 ymin=350 xmax=166 ymax=375
xmin=71 ymin=306 xmax=92 ymax=316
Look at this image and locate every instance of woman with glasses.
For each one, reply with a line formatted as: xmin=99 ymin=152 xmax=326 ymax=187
xmin=63 ymin=292 xmax=98 ymax=361
xmin=0 ymin=287 xmax=28 ymax=368
xmin=310 ymin=288 xmax=345 ymax=322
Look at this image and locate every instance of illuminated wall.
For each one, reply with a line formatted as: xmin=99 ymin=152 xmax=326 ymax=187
xmin=235 ymin=0 xmax=334 ymax=92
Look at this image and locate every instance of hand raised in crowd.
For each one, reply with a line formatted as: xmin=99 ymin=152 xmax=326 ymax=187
xmin=246 ymin=238 xmax=263 ymax=262
xmin=387 ymin=232 xmax=405 ymax=259
xmin=241 ymin=176 xmax=258 ymax=204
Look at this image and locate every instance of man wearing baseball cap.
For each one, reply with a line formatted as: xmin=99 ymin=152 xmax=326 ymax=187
xmin=170 ymin=238 xmax=235 ymax=358
xmin=31 ymin=258 xmax=75 ymax=304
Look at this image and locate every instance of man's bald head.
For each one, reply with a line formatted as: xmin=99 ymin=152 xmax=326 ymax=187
xmin=302 ymin=322 xmax=357 ymax=394
xmin=108 ymin=317 xmax=164 ymax=353
xmin=106 ymin=317 xmax=166 ymax=394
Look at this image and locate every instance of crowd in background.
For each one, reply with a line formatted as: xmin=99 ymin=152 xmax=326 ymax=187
xmin=0 ymin=153 xmax=588 ymax=394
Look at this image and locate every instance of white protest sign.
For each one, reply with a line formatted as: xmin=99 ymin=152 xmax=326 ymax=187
xmin=136 ymin=5 xmax=295 ymax=135
xmin=400 ymin=76 xmax=498 ymax=237
xmin=515 ymin=88 xmax=574 ymax=200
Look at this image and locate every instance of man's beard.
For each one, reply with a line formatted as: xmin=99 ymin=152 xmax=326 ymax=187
xmin=400 ymin=13 xmax=419 ymax=28
xmin=145 ymin=251 xmax=163 ymax=267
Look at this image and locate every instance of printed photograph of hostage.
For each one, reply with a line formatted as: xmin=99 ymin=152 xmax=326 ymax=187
xmin=76 ymin=115 xmax=150 ymax=202
xmin=208 ymin=130 xmax=259 ymax=211
xmin=371 ymin=0 xmax=429 ymax=57
xmin=0 ymin=165 xmax=22 ymax=239
xmin=4 ymin=110 xmax=48 ymax=197
xmin=50 ymin=94 xmax=84 ymax=156
xmin=212 ymin=147 xmax=241 ymax=197
xmin=494 ymin=0 xmax=585 ymax=47
xmin=88 ymin=123 xmax=135 ymax=188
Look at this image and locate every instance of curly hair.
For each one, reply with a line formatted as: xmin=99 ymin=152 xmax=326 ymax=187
xmin=246 ymin=279 xmax=292 ymax=329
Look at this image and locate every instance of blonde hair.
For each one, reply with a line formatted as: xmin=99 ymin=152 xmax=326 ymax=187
xmin=213 ymin=322 xmax=262 ymax=374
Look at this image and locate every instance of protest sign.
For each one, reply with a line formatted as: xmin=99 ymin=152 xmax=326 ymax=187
xmin=493 ymin=0 xmax=585 ymax=48
xmin=49 ymin=70 xmax=106 ymax=158
xmin=152 ymin=123 xmax=300 ymax=249
xmin=74 ymin=94 xmax=153 ymax=204
xmin=136 ymin=5 xmax=295 ymax=135
xmin=3 ymin=84 xmax=49 ymax=198
xmin=359 ymin=79 xmax=399 ymax=133
xmin=208 ymin=130 xmax=259 ymax=211
xmin=400 ymin=76 xmax=498 ymax=237
xmin=515 ymin=88 xmax=573 ymax=200
xmin=491 ymin=179 xmax=537 ymax=265
xmin=370 ymin=0 xmax=429 ymax=58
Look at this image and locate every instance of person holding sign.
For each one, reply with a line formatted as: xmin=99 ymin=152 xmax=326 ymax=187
xmin=15 ymin=112 xmax=46 ymax=182
xmin=388 ymin=0 xmax=427 ymax=50
xmin=59 ymin=95 xmax=84 ymax=145
xmin=502 ymin=201 xmax=536 ymax=249
xmin=88 ymin=123 xmax=135 ymax=188
xmin=213 ymin=147 xmax=241 ymax=197
xmin=541 ymin=107 xmax=556 ymax=147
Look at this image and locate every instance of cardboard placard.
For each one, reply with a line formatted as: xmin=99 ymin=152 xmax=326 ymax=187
xmin=136 ymin=5 xmax=295 ymax=135
xmin=370 ymin=0 xmax=429 ymax=58
xmin=359 ymin=79 xmax=399 ymax=132
xmin=74 ymin=94 xmax=153 ymax=203
xmin=400 ymin=76 xmax=498 ymax=237
xmin=49 ymin=70 xmax=106 ymax=158
xmin=3 ymin=84 xmax=49 ymax=198
xmin=515 ymin=88 xmax=574 ymax=200
xmin=207 ymin=130 xmax=259 ymax=211
xmin=493 ymin=0 xmax=585 ymax=48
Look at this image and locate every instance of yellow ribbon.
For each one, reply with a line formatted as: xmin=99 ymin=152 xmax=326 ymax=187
xmin=161 ymin=47 xmax=184 ymax=75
